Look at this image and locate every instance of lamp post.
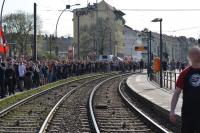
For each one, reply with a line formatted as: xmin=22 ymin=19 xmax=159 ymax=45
xmin=152 ymin=18 xmax=163 ymax=88
xmin=55 ymin=4 xmax=80 ymax=38
xmin=0 ymin=0 xmax=6 ymax=26
xmin=54 ymin=4 xmax=80 ymax=57
xmin=74 ymin=9 xmax=90 ymax=60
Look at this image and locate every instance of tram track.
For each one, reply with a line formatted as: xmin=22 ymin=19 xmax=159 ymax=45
xmin=39 ymin=74 xmax=112 ymax=133
xmin=0 ymin=74 xmax=108 ymax=133
xmin=121 ymin=78 xmax=180 ymax=132
xmin=89 ymin=74 xmax=169 ymax=133
xmin=0 ymin=73 xmax=174 ymax=133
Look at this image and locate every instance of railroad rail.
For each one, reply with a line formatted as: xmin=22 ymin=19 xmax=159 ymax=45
xmin=0 ymin=73 xmax=173 ymax=133
xmin=89 ymin=74 xmax=169 ymax=133
xmin=0 ymin=74 xmax=106 ymax=133
xmin=39 ymin=75 xmax=112 ymax=133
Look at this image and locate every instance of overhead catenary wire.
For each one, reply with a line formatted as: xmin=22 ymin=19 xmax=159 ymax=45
xmin=119 ymin=9 xmax=200 ymax=12
xmin=38 ymin=8 xmax=200 ymax=12
xmin=166 ymin=26 xmax=200 ymax=33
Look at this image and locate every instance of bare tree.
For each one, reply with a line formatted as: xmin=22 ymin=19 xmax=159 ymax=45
xmin=3 ymin=11 xmax=42 ymax=56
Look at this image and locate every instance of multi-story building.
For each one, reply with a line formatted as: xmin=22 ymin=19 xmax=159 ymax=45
xmin=73 ymin=0 xmax=125 ymax=59
xmin=124 ymin=25 xmax=146 ymax=60
xmin=124 ymin=26 xmax=198 ymax=62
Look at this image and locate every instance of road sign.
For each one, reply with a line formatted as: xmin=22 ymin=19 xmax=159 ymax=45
xmin=135 ymin=46 xmax=147 ymax=51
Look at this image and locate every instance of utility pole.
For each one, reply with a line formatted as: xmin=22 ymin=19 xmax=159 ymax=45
xmin=149 ymin=31 xmax=152 ymax=80
xmin=33 ymin=3 xmax=37 ymax=60
xmin=49 ymin=35 xmax=52 ymax=56
xmin=77 ymin=14 xmax=80 ymax=60
xmin=109 ymin=32 xmax=112 ymax=55
xmin=93 ymin=34 xmax=96 ymax=60
xmin=159 ymin=20 xmax=163 ymax=88
xmin=151 ymin=18 xmax=163 ymax=88
xmin=96 ymin=0 xmax=99 ymax=59
xmin=0 ymin=0 xmax=6 ymax=26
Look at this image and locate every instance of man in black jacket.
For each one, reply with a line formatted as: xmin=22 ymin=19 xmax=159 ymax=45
xmin=5 ymin=61 xmax=16 ymax=95
xmin=0 ymin=63 xmax=5 ymax=98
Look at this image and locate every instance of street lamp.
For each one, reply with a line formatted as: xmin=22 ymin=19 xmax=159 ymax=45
xmin=151 ymin=18 xmax=163 ymax=88
xmin=0 ymin=0 xmax=6 ymax=26
xmin=55 ymin=3 xmax=80 ymax=37
xmin=54 ymin=3 xmax=80 ymax=57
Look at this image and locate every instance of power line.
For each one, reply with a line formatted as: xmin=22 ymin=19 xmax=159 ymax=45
xmin=39 ymin=8 xmax=200 ymax=12
xmin=119 ymin=9 xmax=200 ymax=12
xmin=166 ymin=26 xmax=200 ymax=32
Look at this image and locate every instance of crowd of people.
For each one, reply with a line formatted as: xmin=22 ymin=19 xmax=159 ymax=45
xmin=0 ymin=58 xmax=145 ymax=99
xmin=162 ymin=60 xmax=187 ymax=72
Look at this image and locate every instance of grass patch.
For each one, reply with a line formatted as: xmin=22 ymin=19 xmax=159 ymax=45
xmin=0 ymin=74 xmax=100 ymax=112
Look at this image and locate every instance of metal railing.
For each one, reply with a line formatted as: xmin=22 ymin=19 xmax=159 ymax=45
xmin=163 ymin=71 xmax=179 ymax=90
xmin=151 ymin=71 xmax=180 ymax=90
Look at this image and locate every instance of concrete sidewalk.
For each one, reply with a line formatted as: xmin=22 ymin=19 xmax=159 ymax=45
xmin=126 ymin=74 xmax=182 ymax=116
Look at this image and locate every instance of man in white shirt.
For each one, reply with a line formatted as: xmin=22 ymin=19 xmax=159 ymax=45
xmin=18 ymin=61 xmax=26 ymax=91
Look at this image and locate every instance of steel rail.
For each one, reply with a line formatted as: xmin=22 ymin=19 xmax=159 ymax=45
xmin=118 ymin=79 xmax=169 ymax=133
xmin=89 ymin=74 xmax=128 ymax=133
xmin=39 ymin=75 xmax=107 ymax=133
xmin=0 ymin=74 xmax=100 ymax=117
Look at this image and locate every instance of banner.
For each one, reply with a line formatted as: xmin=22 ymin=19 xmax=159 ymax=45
xmin=0 ymin=26 xmax=9 ymax=54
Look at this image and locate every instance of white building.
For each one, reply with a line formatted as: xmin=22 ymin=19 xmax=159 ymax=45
xmin=124 ymin=25 xmax=147 ymax=61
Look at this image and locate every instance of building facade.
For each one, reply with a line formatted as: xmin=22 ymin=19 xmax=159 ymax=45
xmin=73 ymin=0 xmax=125 ymax=59
xmin=124 ymin=25 xmax=146 ymax=60
xmin=124 ymin=26 xmax=198 ymax=62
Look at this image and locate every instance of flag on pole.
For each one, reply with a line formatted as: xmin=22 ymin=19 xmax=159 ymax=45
xmin=0 ymin=25 xmax=9 ymax=54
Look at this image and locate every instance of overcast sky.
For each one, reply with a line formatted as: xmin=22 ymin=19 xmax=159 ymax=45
xmin=3 ymin=0 xmax=200 ymax=38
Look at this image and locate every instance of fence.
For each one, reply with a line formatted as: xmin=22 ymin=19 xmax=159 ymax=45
xmin=151 ymin=71 xmax=180 ymax=90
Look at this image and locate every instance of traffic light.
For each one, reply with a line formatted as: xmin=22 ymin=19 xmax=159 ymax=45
xmin=135 ymin=46 xmax=147 ymax=51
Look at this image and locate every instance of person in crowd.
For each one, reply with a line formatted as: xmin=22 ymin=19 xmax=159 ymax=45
xmin=170 ymin=59 xmax=176 ymax=72
xmin=170 ymin=46 xmax=200 ymax=132
xmin=0 ymin=63 xmax=6 ymax=98
xmin=18 ymin=61 xmax=26 ymax=91
xmin=48 ymin=61 xmax=53 ymax=83
xmin=139 ymin=59 xmax=144 ymax=72
xmin=162 ymin=60 xmax=168 ymax=71
xmin=5 ymin=60 xmax=16 ymax=95
xmin=24 ymin=66 xmax=33 ymax=90
xmin=132 ymin=60 xmax=137 ymax=72
xmin=43 ymin=62 xmax=49 ymax=84
xmin=181 ymin=62 xmax=186 ymax=71
xmin=33 ymin=62 xmax=40 ymax=87
xmin=52 ymin=61 xmax=57 ymax=82
xmin=0 ymin=57 xmax=143 ymax=99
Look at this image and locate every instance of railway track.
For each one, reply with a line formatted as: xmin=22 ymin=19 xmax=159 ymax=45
xmin=89 ymin=75 xmax=169 ymax=133
xmin=0 ymin=73 xmax=172 ymax=133
xmin=0 ymin=74 xmax=107 ymax=133
xmin=121 ymin=79 xmax=180 ymax=132
xmin=39 ymin=74 xmax=115 ymax=133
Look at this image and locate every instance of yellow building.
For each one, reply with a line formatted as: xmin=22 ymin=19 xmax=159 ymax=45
xmin=73 ymin=0 xmax=125 ymax=60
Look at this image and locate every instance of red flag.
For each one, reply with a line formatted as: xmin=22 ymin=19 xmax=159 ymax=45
xmin=0 ymin=25 xmax=9 ymax=54
xmin=0 ymin=26 xmax=3 ymax=44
